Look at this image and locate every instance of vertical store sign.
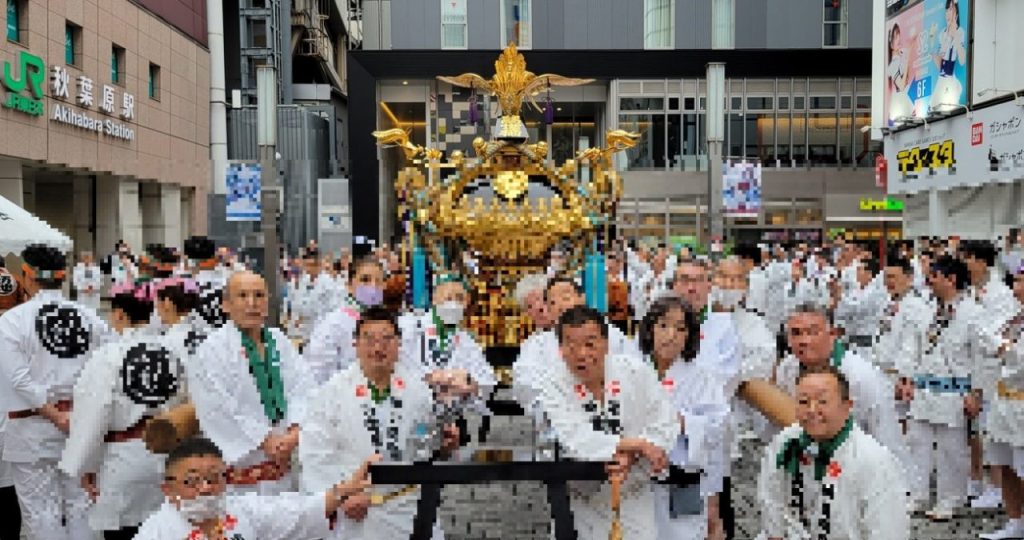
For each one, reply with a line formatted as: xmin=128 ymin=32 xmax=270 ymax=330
xmin=225 ymin=163 xmax=263 ymax=221
xmin=883 ymin=0 xmax=971 ymax=125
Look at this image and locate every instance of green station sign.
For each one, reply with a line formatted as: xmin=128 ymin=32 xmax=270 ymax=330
xmin=859 ymin=197 xmax=904 ymax=212
xmin=2 ymin=51 xmax=45 ymax=117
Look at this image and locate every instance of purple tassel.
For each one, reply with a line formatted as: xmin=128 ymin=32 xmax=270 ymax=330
xmin=469 ymin=95 xmax=478 ymax=124
xmin=544 ymin=98 xmax=554 ymax=125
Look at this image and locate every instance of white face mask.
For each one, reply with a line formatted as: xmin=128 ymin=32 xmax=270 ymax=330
xmin=710 ymin=286 xmax=745 ymax=310
xmin=435 ymin=301 xmax=465 ymax=326
xmin=175 ymin=493 xmax=226 ymax=524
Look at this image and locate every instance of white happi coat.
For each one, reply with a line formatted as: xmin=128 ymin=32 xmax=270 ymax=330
xmin=897 ymin=293 xmax=982 ymax=428
xmin=305 ymin=303 xmax=360 ymax=385
xmin=0 ymin=289 xmax=113 ymax=463
xmin=188 ymin=322 xmax=313 ymax=492
xmin=776 ymin=350 xmax=907 ymax=468
xmin=655 ymin=357 xmax=731 ymax=540
xmin=763 ymin=261 xmax=795 ymax=333
xmin=969 ymin=272 xmax=1020 ymax=402
xmin=299 ymin=361 xmax=442 ymax=540
xmin=783 ymin=277 xmax=832 ymax=317
xmin=987 ymin=309 xmax=1024 ymax=448
xmin=59 ymin=327 xmax=190 ymax=530
xmin=534 ymin=353 xmax=677 ymax=540
xmin=746 ymin=266 xmax=770 ymax=317
xmin=288 ymin=273 xmax=331 ymax=341
xmin=834 ymin=270 xmax=889 ymax=347
xmin=758 ymin=423 xmax=909 ymax=540
xmin=397 ymin=311 xmax=497 ymax=403
xmin=133 ymin=493 xmax=333 ymax=540
xmin=873 ymin=290 xmax=934 ymax=375
xmin=512 ymin=325 xmax=640 ymax=410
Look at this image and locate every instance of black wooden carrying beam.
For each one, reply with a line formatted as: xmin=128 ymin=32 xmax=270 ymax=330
xmin=370 ymin=461 xmax=701 ymax=540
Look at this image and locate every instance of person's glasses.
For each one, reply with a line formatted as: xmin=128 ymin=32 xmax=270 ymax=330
xmin=166 ymin=471 xmax=227 ymax=488
xmin=675 ymin=275 xmax=708 ymax=285
xmin=359 ymin=333 xmax=397 ymax=346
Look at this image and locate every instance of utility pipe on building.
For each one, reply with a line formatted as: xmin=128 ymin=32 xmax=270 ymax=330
xmin=208 ymin=0 xmax=228 ymax=196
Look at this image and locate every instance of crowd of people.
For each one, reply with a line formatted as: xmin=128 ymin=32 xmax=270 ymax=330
xmin=0 ymin=232 xmax=1023 ymax=540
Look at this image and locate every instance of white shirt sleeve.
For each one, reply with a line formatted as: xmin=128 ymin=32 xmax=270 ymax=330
xmin=59 ymin=345 xmax=117 ymax=477
xmin=0 ymin=305 xmax=49 ymax=410
xmin=235 ymin=492 xmax=333 ymax=540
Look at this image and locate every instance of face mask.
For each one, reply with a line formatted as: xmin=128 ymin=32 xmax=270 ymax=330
xmin=354 ymin=285 xmax=384 ymax=307
xmin=710 ymin=286 xmax=745 ymax=310
xmin=435 ymin=301 xmax=464 ymax=326
xmin=175 ymin=494 xmax=226 ymax=524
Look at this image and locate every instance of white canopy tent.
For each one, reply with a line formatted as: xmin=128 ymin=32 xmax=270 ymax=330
xmin=0 ymin=194 xmax=73 ymax=256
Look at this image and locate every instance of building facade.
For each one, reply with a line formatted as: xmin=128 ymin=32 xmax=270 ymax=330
xmin=877 ymin=0 xmax=1024 ymax=240
xmin=0 ymin=0 xmax=210 ymax=257
xmin=349 ymin=0 xmax=893 ymax=249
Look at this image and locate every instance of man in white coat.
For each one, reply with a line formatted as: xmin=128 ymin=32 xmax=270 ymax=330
xmin=834 ymin=256 xmax=889 ymax=363
xmin=0 ymin=245 xmax=114 ymax=540
xmin=305 ymin=257 xmax=388 ymax=384
xmin=72 ymin=251 xmax=102 ymax=312
xmin=759 ymin=365 xmax=910 ymax=540
xmin=59 ymin=281 xmax=189 ymax=539
xmin=512 ymin=277 xmax=640 ymax=410
xmin=532 ymin=305 xmax=676 ymax=540
xmin=188 ymin=271 xmax=314 ymax=495
xmin=300 ymin=306 xmax=460 ymax=540
xmin=980 ymin=268 xmax=1024 ymax=540
xmin=134 ymin=437 xmax=375 ymax=540
xmin=897 ymin=255 xmax=982 ymax=519
xmin=776 ymin=303 xmax=909 ymax=477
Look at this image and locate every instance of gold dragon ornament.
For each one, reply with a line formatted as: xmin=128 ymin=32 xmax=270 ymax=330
xmin=373 ymin=42 xmax=639 ymax=270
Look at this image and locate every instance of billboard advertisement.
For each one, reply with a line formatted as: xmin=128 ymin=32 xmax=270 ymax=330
xmin=722 ymin=160 xmax=762 ymax=217
xmin=225 ymin=163 xmax=262 ymax=221
xmin=884 ymin=0 xmax=971 ymax=126
xmin=884 ymin=99 xmax=1024 ymax=194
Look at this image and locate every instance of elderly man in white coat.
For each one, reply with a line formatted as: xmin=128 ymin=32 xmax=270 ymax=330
xmin=0 ymin=245 xmax=114 ymax=540
xmin=532 ymin=305 xmax=677 ymax=540
xmin=301 ymin=306 xmax=460 ymax=540
xmin=187 ymin=271 xmax=314 ymax=495
xmin=59 ymin=280 xmax=189 ymax=539
xmin=759 ymin=365 xmax=910 ymax=540
xmin=775 ymin=303 xmax=909 ymax=477
xmin=305 ymin=257 xmax=388 ymax=384
xmin=72 ymin=251 xmax=102 ymax=312
xmin=134 ymin=437 xmax=375 ymax=540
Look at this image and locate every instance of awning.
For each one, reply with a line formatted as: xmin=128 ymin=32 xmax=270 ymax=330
xmin=0 ymin=195 xmax=73 ymax=255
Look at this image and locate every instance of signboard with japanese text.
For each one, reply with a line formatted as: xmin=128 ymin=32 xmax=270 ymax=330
xmin=885 ymin=99 xmax=1024 ymax=194
xmin=225 ymin=163 xmax=262 ymax=221
xmin=1 ymin=50 xmax=136 ymax=143
xmin=884 ymin=0 xmax=971 ymax=126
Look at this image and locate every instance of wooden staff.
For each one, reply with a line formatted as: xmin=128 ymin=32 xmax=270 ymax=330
xmin=737 ymin=379 xmax=798 ymax=427
xmin=144 ymin=402 xmax=199 ymax=454
xmin=608 ymin=474 xmax=623 ymax=540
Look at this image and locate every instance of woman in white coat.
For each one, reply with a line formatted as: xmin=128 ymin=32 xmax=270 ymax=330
xmin=59 ymin=281 xmax=190 ymax=540
xmin=638 ymin=295 xmax=731 ymax=540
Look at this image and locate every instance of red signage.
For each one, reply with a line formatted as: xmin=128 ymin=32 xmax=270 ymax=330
xmin=875 ymin=154 xmax=888 ymax=189
xmin=972 ymin=122 xmax=984 ymax=146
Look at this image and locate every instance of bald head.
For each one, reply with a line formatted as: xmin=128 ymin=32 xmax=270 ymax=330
xmin=223 ymin=271 xmax=268 ymax=331
xmin=715 ymin=257 xmax=748 ymax=291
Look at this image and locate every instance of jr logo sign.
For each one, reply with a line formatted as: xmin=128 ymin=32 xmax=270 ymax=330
xmin=2 ymin=51 xmax=45 ymax=117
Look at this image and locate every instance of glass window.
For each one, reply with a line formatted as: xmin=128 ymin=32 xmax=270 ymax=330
xmin=778 ymin=96 xmax=789 ymax=110
xmin=840 ymin=96 xmax=852 ymax=110
xmin=747 ymin=96 xmax=772 ymax=110
xmin=441 ymin=0 xmax=467 ymax=49
xmin=7 ymin=0 xmax=19 ymax=42
xmin=502 ymin=0 xmax=531 ymax=49
xmin=729 ymin=97 xmax=742 ymax=110
xmin=684 ymin=97 xmax=695 ymax=110
xmin=711 ymin=0 xmax=734 ymax=49
xmin=777 ymin=114 xmax=792 ymax=163
xmin=620 ymin=97 xmax=664 ymax=111
xmin=668 ymin=97 xmax=679 ymax=110
xmin=808 ymin=113 xmax=838 ymax=165
xmin=856 ymin=95 xmax=870 ymax=110
xmin=681 ymin=113 xmax=700 ymax=156
xmin=248 ymin=19 xmax=267 ymax=48
xmin=668 ymin=113 xmax=681 ymax=166
xmin=65 ymin=23 xmax=78 ymax=65
xmin=746 ymin=112 xmax=775 ymax=162
xmin=111 ymin=45 xmax=125 ymax=84
xmin=792 ymin=115 xmax=807 ymax=165
xmin=727 ymin=113 xmax=743 ymax=157
xmin=619 ymin=114 xmax=667 ymax=169
xmin=148 ymin=63 xmax=160 ymax=100
xmin=793 ymin=96 xmax=805 ymax=110
xmin=644 ymin=0 xmax=674 ymax=49
xmin=838 ymin=112 xmax=854 ymax=163
xmin=810 ymin=96 xmax=835 ymax=109
xmin=823 ymin=0 xmax=848 ymax=47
